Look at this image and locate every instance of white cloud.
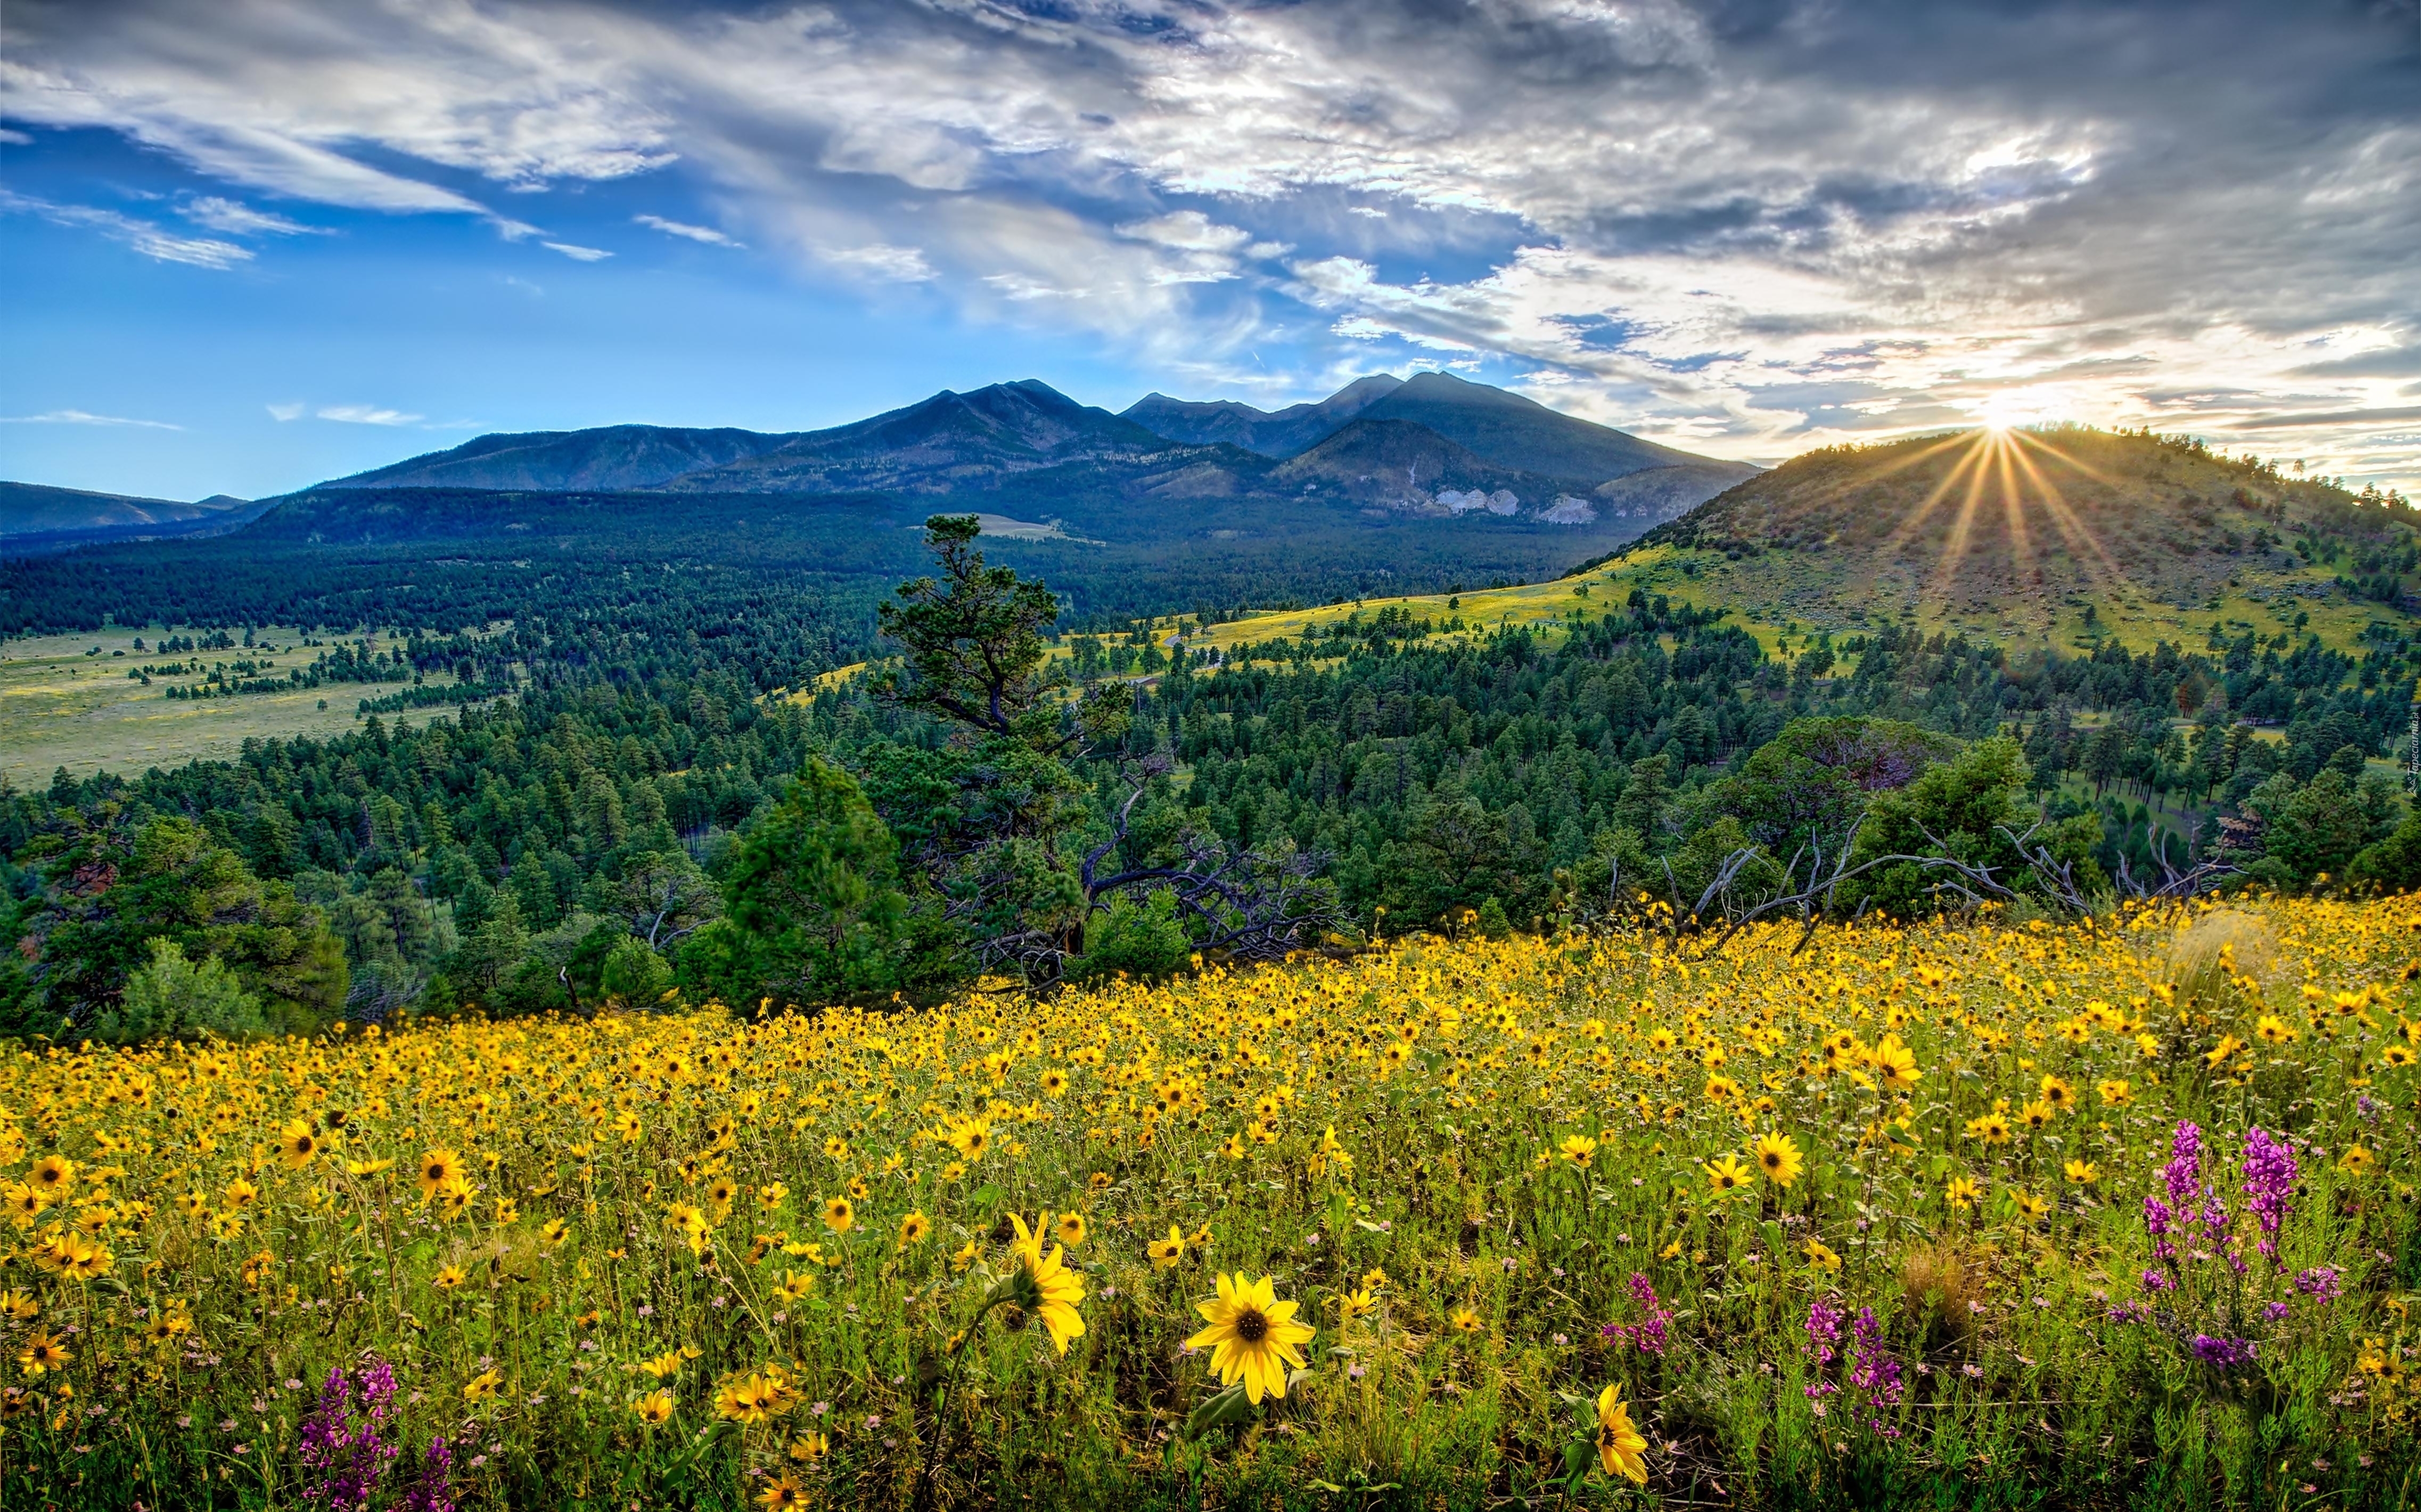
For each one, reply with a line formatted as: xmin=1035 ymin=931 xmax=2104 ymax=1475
xmin=3 ymin=1 xmax=2416 ymax=487
xmin=822 ymin=242 xmax=937 ymax=282
xmin=0 ymin=409 xmax=182 ymax=429
xmin=542 ymin=240 xmax=611 ymax=261
xmin=0 ymin=128 xmax=31 ymax=145
xmin=182 ymin=195 xmax=320 ymax=236
xmin=316 ymin=404 xmax=423 ymax=425
xmin=635 ymin=213 xmax=740 ymax=246
xmin=2 ymin=190 xmax=252 ymax=268
xmin=266 ymin=402 xmax=305 ymax=421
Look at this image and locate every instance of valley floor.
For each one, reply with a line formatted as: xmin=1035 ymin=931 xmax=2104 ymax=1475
xmin=0 ymin=627 xmax=474 ymax=784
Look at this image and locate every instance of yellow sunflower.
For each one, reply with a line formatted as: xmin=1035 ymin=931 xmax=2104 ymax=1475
xmin=1594 ymin=1381 xmax=1649 ymax=1484
xmin=632 ymin=1389 xmax=675 ymax=1425
xmin=417 ymin=1148 xmax=465 ymax=1201
xmin=1006 ymin=1212 xmax=1088 ymax=1355
xmin=278 ymin=1119 xmax=323 ymax=1170
xmin=18 ymin=1332 xmax=70 ymax=1377
xmin=1147 ymin=1225 xmax=1185 ymax=1269
xmin=1752 ymin=1131 xmax=1803 ymax=1187
xmin=1185 ymin=1271 xmax=1315 ymax=1404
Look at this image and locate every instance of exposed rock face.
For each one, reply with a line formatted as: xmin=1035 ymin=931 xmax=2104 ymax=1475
xmin=1439 ymin=488 xmax=1519 ymax=515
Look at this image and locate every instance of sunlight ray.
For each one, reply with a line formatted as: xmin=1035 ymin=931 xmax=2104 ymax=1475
xmin=1880 ymin=432 xmax=1992 ymax=559
xmin=2006 ymin=435 xmax=2131 ymax=588
xmin=2011 ymin=426 xmax=2117 ymax=487
xmin=1927 ymin=436 xmax=1999 ymax=602
xmin=1992 ymin=435 xmax=2037 ymax=605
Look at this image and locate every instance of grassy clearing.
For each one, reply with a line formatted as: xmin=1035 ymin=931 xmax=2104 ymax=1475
xmin=0 ymin=627 xmax=471 ymax=785
xmin=1180 ymin=537 xmax=2399 ymax=667
xmin=6 ymin=898 xmax=2416 ymax=1508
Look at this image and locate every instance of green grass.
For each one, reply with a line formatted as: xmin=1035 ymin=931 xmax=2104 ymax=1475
xmin=0 ymin=627 xmax=472 ymax=785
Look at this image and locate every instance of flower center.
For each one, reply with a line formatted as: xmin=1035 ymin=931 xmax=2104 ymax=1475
xmin=1235 ymin=1308 xmax=1269 ymax=1344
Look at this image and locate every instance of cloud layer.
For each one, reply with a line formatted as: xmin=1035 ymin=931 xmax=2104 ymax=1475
xmin=5 ymin=0 xmax=2416 ymax=484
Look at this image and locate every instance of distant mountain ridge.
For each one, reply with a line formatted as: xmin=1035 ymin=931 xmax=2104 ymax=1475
xmin=1124 ymin=374 xmax=1405 ymax=456
xmin=325 ymin=424 xmax=803 ymax=492
xmin=653 ymin=380 xmax=1179 ymax=496
xmin=307 ymin=373 xmax=1758 ymax=529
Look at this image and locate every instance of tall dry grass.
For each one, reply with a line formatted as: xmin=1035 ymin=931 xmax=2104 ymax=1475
xmin=2165 ymin=908 xmax=2278 ymax=1008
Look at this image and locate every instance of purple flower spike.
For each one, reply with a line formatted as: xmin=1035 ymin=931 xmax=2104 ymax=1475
xmin=2241 ymin=1127 xmax=2297 ymax=1263
xmin=2191 ymin=1334 xmax=2257 ymax=1369
xmin=296 ymin=1358 xmax=401 ymax=1512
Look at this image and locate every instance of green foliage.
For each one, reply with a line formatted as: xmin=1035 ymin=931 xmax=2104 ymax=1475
xmin=702 ymin=757 xmax=929 ymax=1009
xmin=1066 ymin=888 xmax=1192 ymax=982
xmin=1846 ymin=736 xmax=2105 ymax=915
xmin=2349 ymin=807 xmax=2421 ymax=891
xmin=88 ymin=937 xmax=270 ymax=1043
xmin=600 ymin=935 xmax=674 ymax=1007
xmin=2236 ymin=768 xmax=2398 ymax=888
xmin=1 ymin=812 xmax=348 ymax=1040
xmin=874 ymin=515 xmax=1064 ymax=744
xmin=1695 ymin=716 xmax=1958 ymax=864
xmin=1473 ymin=895 xmax=1513 ymax=939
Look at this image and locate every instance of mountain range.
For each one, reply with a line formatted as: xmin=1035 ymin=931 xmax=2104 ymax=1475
xmin=314 ymin=371 xmax=1758 ymax=526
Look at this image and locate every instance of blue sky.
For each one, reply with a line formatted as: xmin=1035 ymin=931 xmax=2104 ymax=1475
xmin=5 ymin=0 xmax=2418 ymax=503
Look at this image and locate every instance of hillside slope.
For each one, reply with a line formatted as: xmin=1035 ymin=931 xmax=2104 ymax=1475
xmin=293 ymin=373 xmax=1757 ymax=528
xmin=1628 ymin=425 xmax=2419 ymax=645
xmin=0 ymin=481 xmax=238 ymax=536
xmin=1356 ymin=370 xmax=1754 ymax=489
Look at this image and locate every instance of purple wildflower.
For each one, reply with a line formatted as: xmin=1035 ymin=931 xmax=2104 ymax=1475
xmin=1601 ymin=1272 xmax=1673 ymax=1356
xmin=2241 ymin=1127 xmax=2297 ymax=1263
xmin=1802 ymin=1296 xmax=1844 ymax=1403
xmin=296 ymin=1358 xmax=400 ymax=1512
xmin=2293 ymin=1266 xmax=2341 ymax=1302
xmin=2163 ymin=1121 xmax=2204 ymax=1210
xmin=397 ymin=1434 xmax=457 ymax=1512
xmin=2190 ymin=1335 xmax=2257 ymax=1369
xmin=1849 ymin=1308 xmax=1905 ymax=1410
xmin=1804 ymin=1297 xmax=1845 ymax=1366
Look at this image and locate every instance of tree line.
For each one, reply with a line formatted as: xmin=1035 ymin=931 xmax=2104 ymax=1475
xmin=6 ymin=516 xmax=2421 ymax=1044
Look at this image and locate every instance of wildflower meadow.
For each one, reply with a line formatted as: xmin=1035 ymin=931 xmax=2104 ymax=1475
xmin=4 ymin=898 xmax=2417 ymax=1509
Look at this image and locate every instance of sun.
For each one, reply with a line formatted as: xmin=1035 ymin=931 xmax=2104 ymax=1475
xmin=1968 ymin=387 xmax=2070 ymax=433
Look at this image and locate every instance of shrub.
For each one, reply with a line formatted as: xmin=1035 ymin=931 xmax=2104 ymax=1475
xmin=1067 ymin=889 xmax=1192 ymax=982
xmin=88 ymin=938 xmax=270 ymax=1043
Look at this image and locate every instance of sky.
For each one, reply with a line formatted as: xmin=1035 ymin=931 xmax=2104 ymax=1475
xmin=3 ymin=0 xmax=2418 ymax=503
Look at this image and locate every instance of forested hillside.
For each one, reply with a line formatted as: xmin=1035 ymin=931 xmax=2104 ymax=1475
xmin=7 ymin=497 xmax=2419 ymax=1042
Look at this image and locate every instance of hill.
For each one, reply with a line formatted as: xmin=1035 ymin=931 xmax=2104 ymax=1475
xmin=0 ymin=482 xmax=265 ymax=554
xmin=1622 ymin=425 xmax=2420 ymax=648
xmin=1353 ymin=370 xmax=1749 ymax=486
xmin=1125 ymin=370 xmax=1759 ymax=497
xmin=1181 ymin=425 xmax=2421 ymax=666
xmin=0 ymin=481 xmax=240 ymax=536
